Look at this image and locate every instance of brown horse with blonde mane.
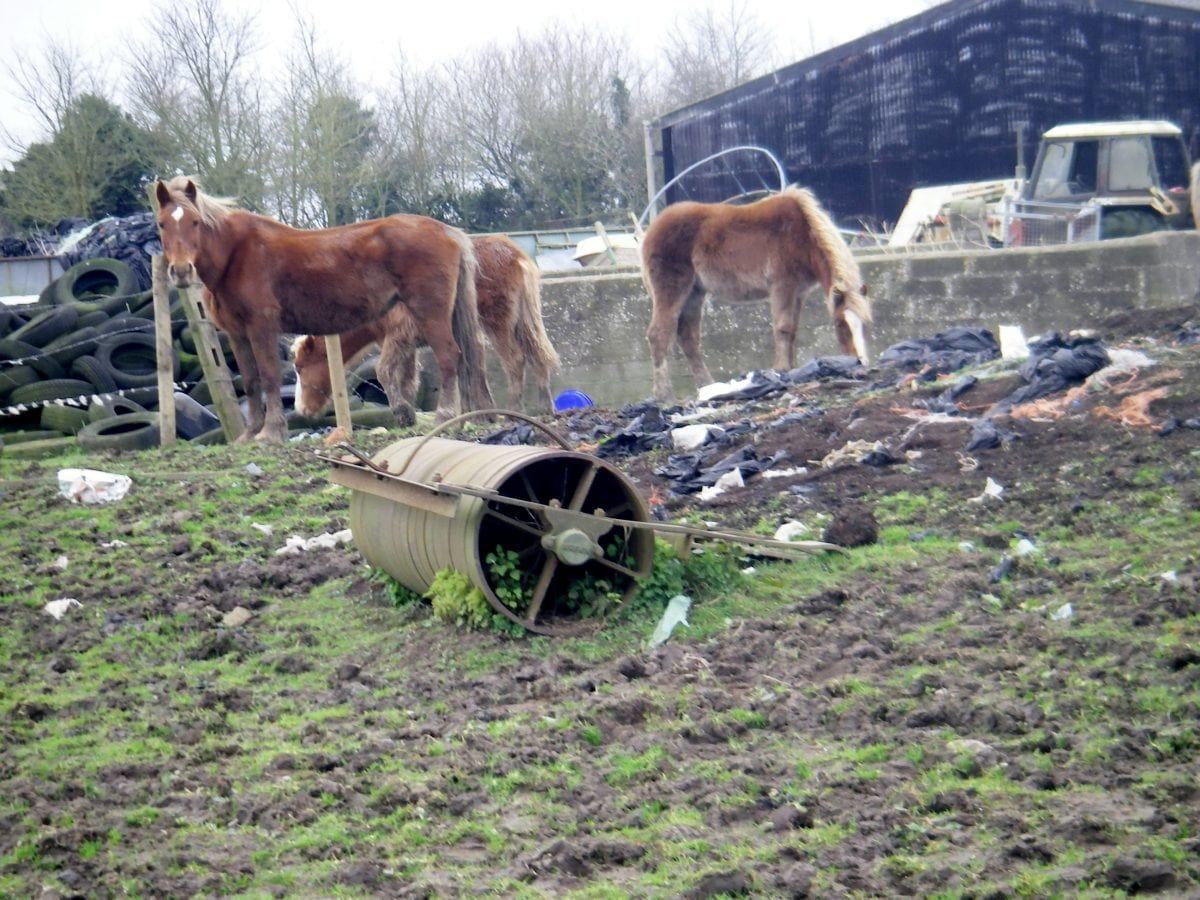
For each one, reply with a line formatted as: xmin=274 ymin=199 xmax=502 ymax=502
xmin=153 ymin=177 xmax=492 ymax=442
xmin=641 ymin=186 xmax=872 ymax=401
xmin=292 ymin=234 xmax=559 ymax=423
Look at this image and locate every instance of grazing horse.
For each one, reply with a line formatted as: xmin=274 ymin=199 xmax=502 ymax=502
xmin=153 ymin=177 xmax=491 ymax=443
xmin=292 ymin=234 xmax=559 ymax=423
xmin=641 ymin=186 xmax=873 ymax=401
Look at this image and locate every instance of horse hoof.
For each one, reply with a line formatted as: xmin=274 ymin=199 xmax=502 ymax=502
xmin=254 ymin=429 xmax=286 ymax=445
xmin=392 ymin=404 xmax=416 ymax=428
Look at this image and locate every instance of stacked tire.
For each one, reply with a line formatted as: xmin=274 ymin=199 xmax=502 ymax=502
xmin=0 ymin=257 xmax=216 ymax=455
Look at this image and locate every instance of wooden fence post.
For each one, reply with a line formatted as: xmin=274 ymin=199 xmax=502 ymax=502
xmin=324 ymin=334 xmax=353 ymax=439
xmin=152 ymin=255 xmax=176 ymax=447
xmin=175 ymin=282 xmax=246 ymax=443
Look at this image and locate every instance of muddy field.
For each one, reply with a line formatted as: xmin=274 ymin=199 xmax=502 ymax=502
xmin=2 ymin=305 xmax=1199 ymax=898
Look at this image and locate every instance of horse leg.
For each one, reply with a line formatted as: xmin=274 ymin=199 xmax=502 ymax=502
xmin=245 ymin=325 xmax=288 ymax=443
xmin=769 ymin=284 xmax=802 ymax=371
xmin=227 ymin=332 xmax=264 ymax=442
xmin=645 ymin=275 xmax=691 ymax=403
xmin=422 ymin=318 xmax=461 ymax=421
xmin=377 ymin=335 xmax=417 ymax=427
xmin=676 ymin=287 xmax=712 ymax=390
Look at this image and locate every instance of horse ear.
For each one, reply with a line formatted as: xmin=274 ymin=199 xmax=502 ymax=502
xmin=155 ymin=181 xmax=171 ymax=210
xmin=184 ymin=180 xmax=198 ymax=204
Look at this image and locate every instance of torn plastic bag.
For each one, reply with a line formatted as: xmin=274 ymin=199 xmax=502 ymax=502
xmin=966 ymin=419 xmax=1017 ymax=452
xmin=861 ymin=445 xmax=899 ymax=467
xmin=785 ymin=355 xmax=865 ymax=384
xmin=917 ymin=375 xmax=978 ymax=414
xmin=595 ymin=427 xmax=669 ymax=459
xmin=879 ymin=327 xmax=1001 ymax=375
xmin=999 ymin=333 xmax=1110 ymax=408
xmin=481 ymin=423 xmax=535 ymax=445
xmin=697 ymin=370 xmax=789 ymax=403
xmin=654 ymin=452 xmax=703 ymax=482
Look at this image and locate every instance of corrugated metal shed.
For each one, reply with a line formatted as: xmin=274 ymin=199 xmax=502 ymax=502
xmin=650 ymin=0 xmax=1200 ymax=227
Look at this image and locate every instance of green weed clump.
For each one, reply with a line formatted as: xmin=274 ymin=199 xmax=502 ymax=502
xmin=424 ymin=568 xmax=522 ymax=636
xmin=628 ymin=539 xmax=744 ymax=614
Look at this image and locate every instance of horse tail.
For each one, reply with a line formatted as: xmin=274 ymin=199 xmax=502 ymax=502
xmin=514 ymin=255 xmax=560 ymax=383
xmin=447 ymin=227 xmax=494 ymax=411
xmin=786 ymin=186 xmax=874 ymax=361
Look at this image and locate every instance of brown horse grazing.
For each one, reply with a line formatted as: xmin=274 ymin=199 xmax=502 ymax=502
xmin=153 ymin=177 xmax=492 ymax=443
xmin=292 ymin=234 xmax=558 ymax=423
xmin=641 ymin=186 xmax=873 ymax=402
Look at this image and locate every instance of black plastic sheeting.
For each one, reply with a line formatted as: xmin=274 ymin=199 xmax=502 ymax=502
xmin=476 ymin=327 xmax=1118 ymax=490
xmin=57 ymin=214 xmax=161 ymax=292
xmin=879 ymin=327 xmax=1001 ymax=376
xmin=655 ymin=0 xmax=1200 ymax=227
xmin=2 ymin=214 xmax=160 ymax=293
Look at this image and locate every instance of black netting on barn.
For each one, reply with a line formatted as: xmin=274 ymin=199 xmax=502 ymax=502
xmin=656 ymin=0 xmax=1200 ymax=229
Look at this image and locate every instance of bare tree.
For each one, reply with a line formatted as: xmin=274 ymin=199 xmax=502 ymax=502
xmin=658 ymin=0 xmax=775 ymax=110
xmin=444 ymin=25 xmax=644 ymax=229
xmin=362 ymin=52 xmax=456 ymax=221
xmin=126 ymin=0 xmax=268 ymax=204
xmin=270 ymin=12 xmax=375 ymax=226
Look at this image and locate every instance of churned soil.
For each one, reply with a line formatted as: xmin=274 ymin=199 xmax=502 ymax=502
xmin=1 ymin=304 xmax=1197 ymax=897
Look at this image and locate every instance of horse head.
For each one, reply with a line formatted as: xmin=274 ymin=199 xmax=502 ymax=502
xmin=155 ymin=179 xmax=204 ymax=288
xmin=290 ymin=335 xmax=332 ymax=416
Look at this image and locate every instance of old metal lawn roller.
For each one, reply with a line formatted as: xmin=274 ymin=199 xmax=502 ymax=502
xmin=321 ymin=411 xmax=841 ymax=636
xmin=323 ymin=413 xmax=654 ymax=635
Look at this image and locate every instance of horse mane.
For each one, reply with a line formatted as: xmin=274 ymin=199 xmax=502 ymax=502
xmin=781 ymin=186 xmax=864 ymax=299
xmin=159 ymin=175 xmax=238 ymax=227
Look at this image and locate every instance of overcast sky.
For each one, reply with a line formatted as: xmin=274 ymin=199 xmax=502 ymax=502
xmin=0 ymin=0 xmax=934 ymax=167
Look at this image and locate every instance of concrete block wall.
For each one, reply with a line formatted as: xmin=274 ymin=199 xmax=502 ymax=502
xmin=512 ymin=231 xmax=1200 ymax=408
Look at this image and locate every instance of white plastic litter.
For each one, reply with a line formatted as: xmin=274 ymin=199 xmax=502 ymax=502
xmin=245 ymin=462 xmax=263 ymax=476
xmin=44 ymin=598 xmax=82 ymax=620
xmin=1014 ymin=538 xmax=1039 ymax=557
xmin=57 ymin=468 xmax=132 ymax=504
xmin=648 ymin=594 xmax=692 ymax=649
xmin=1050 ymin=603 xmax=1074 ymax=621
xmin=762 ymin=466 xmax=808 ymax=479
xmin=251 ymin=523 xmax=274 ymax=537
xmin=669 ymin=407 xmax=721 ymax=425
xmin=698 ymin=467 xmax=744 ymax=502
xmin=52 ymin=555 xmax=69 ymax=571
xmin=671 ymin=424 xmax=725 ymax=451
xmin=274 ymin=529 xmax=354 ymax=555
xmin=697 ymin=373 xmax=757 ymax=403
xmin=970 ymin=477 xmax=1004 ymax=503
xmin=100 ymin=540 xmax=128 ymax=549
xmin=774 ymin=520 xmax=809 ymax=542
xmin=1097 ymin=348 xmax=1156 ymax=375
xmin=999 ymin=324 xmax=1029 ymax=360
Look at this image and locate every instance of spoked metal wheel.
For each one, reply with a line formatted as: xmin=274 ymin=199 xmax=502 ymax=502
xmin=478 ymin=454 xmax=654 ymax=635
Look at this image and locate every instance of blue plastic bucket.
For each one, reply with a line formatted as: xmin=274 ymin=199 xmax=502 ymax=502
xmin=553 ymin=389 xmax=594 ymax=412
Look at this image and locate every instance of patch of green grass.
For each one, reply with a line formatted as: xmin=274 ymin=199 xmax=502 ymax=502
xmin=605 ymin=745 xmax=667 ymax=787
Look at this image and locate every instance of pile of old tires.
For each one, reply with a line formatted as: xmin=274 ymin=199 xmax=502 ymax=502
xmin=0 ymin=256 xmax=223 ymax=458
